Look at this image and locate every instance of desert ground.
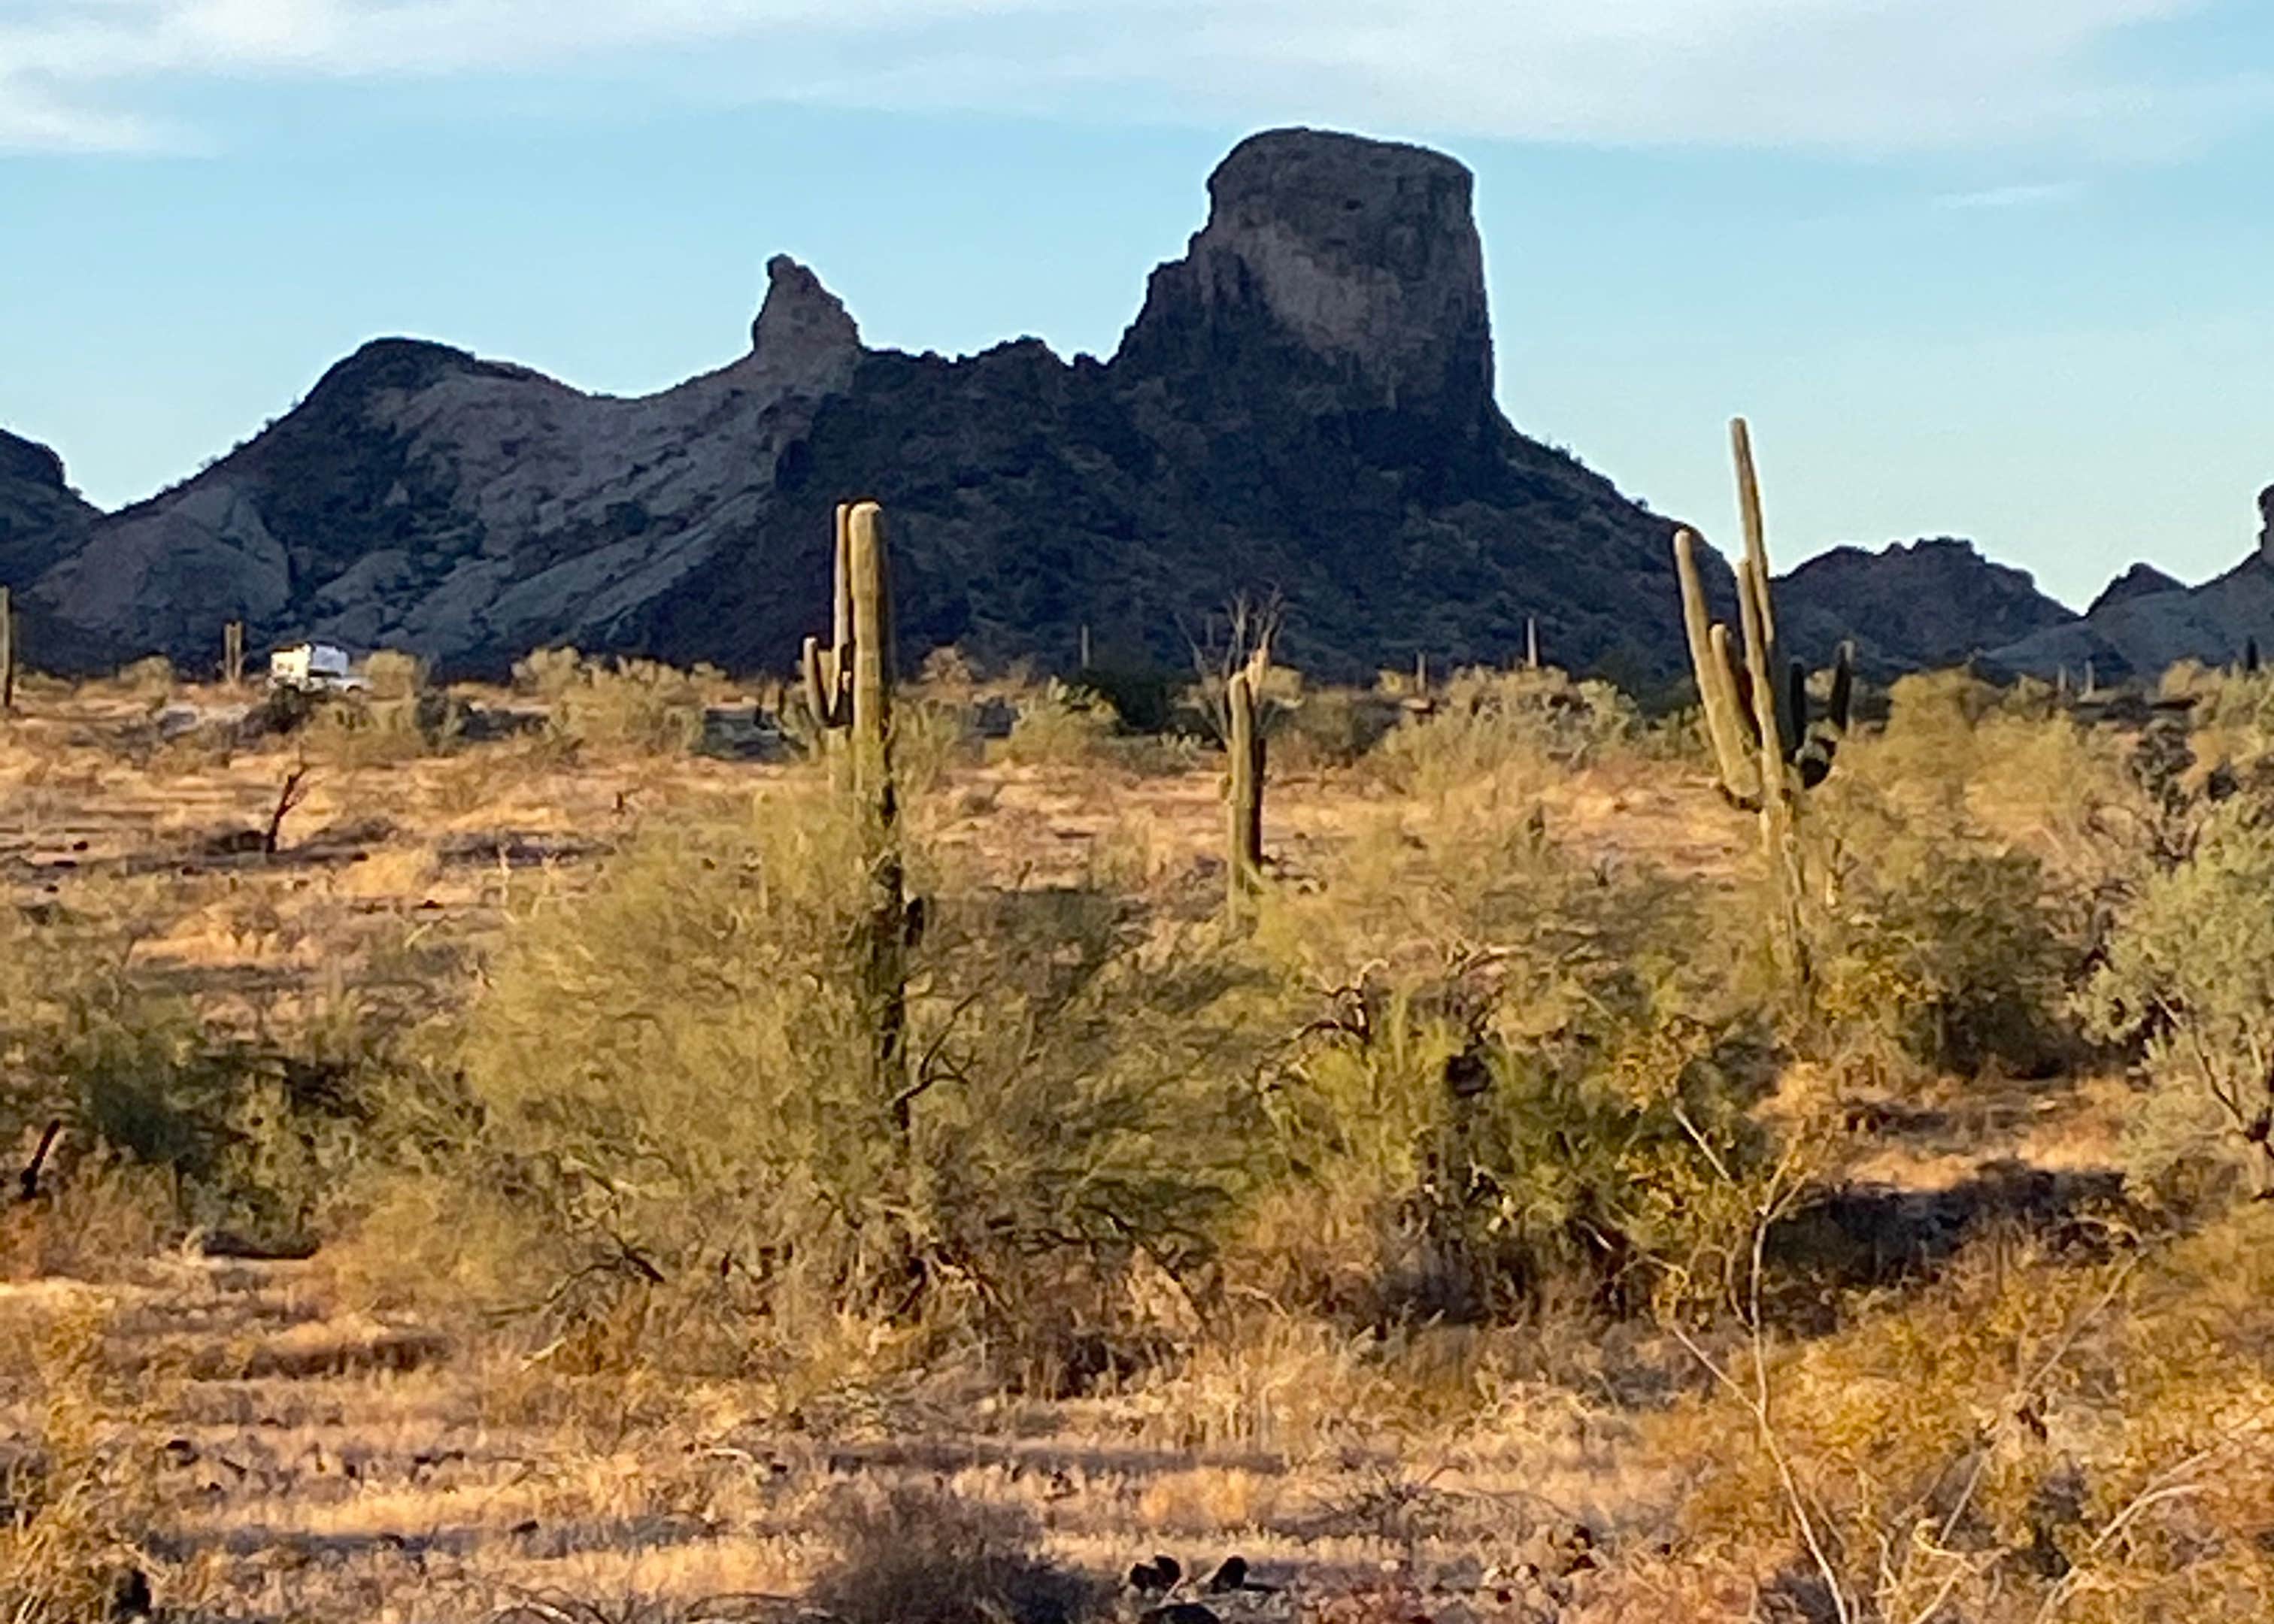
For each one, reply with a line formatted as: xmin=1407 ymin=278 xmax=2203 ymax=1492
xmin=4 ymin=651 xmax=2270 ymax=1624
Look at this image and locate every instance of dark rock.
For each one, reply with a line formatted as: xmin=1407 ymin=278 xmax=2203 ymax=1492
xmin=2087 ymin=561 xmax=2185 ymax=617
xmin=1775 ymin=536 xmax=2073 ymax=674
xmin=0 ymin=427 xmax=96 ymax=601
xmin=1129 ymin=1554 xmax=1183 ymax=1594
xmin=106 ymin=1567 xmax=152 ymax=1621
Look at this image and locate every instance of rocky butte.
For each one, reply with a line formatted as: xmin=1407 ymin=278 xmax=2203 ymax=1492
xmin=0 ymin=128 xmax=1738 ymax=683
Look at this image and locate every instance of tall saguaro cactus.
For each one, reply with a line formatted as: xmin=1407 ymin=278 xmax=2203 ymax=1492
xmin=803 ymin=500 xmax=911 ymax=1130
xmin=1672 ymin=419 xmax=1855 ymax=985
xmin=223 ymin=620 xmax=246 ymax=689
xmin=1226 ymin=661 xmax=1266 ymax=916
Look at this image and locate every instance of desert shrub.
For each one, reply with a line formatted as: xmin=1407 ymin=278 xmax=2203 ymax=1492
xmin=1811 ymin=790 xmax=2073 ymax=1078
xmin=1371 ymin=665 xmax=1637 ymax=796
xmin=1271 ymin=684 xmax=1396 ymax=772
xmin=808 ymin=1483 xmax=1099 ymax=1624
xmin=299 ymin=689 xmax=464 ymax=767
xmin=354 ymin=786 xmax=1269 ymax=1386
xmin=2084 ymin=803 xmax=2274 ymax=1201
xmin=1236 ymin=792 xmax=1772 ymax=1324
xmin=993 ymin=680 xmax=1118 ymax=768
xmin=512 ymin=647 xmax=705 ymax=754
xmin=893 ymin=692 xmax=980 ymax=793
xmin=237 ymin=681 xmax=321 ymax=738
xmin=111 ymin=655 xmax=174 ymax=699
xmin=0 ymin=883 xmax=378 ymax=1259
xmin=1072 ymin=659 xmax=1179 ymax=734
xmin=1852 ymin=671 xmax=2148 ymax=923
xmin=359 ymin=647 xmax=424 ymax=698
xmin=1666 ymin=1215 xmax=2274 ymax=1624
xmin=0 ymin=1307 xmax=165 ymax=1624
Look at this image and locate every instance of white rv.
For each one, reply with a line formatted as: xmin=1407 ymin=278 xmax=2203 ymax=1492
xmin=268 ymin=642 xmax=367 ymax=692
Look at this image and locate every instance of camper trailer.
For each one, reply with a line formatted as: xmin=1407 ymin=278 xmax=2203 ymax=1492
xmin=268 ymin=642 xmax=366 ymax=692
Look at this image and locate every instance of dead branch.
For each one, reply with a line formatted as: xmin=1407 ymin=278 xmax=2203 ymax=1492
xmin=265 ymin=762 xmax=311 ymax=855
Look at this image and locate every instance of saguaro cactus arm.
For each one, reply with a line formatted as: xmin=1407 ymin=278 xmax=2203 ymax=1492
xmin=802 ymin=503 xmax=860 ymax=733
xmin=1675 ymin=528 xmax=1758 ymax=805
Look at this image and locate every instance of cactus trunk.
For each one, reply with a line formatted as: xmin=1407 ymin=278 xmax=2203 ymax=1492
xmin=0 ymin=586 xmax=14 ymax=714
xmin=1728 ymin=424 xmax=1809 ymax=983
xmin=841 ymin=502 xmax=909 ymax=1131
xmin=1226 ymin=666 xmax=1265 ymax=917
xmin=223 ymin=620 xmax=245 ymax=689
xmin=801 ymin=500 xmax=911 ymax=1134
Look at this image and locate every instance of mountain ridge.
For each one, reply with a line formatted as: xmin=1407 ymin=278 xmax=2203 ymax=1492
xmin=2 ymin=129 xmax=2266 ymax=690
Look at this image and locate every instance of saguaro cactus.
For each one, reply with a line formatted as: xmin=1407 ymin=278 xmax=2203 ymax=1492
xmin=1226 ymin=665 xmax=1266 ymax=914
xmin=802 ymin=500 xmax=911 ymax=1128
xmin=1671 ymin=432 xmax=1854 ymax=812
xmin=223 ymin=620 xmax=246 ymax=689
xmin=1671 ymin=419 xmax=1854 ymax=984
xmin=0 ymin=586 xmax=14 ymax=714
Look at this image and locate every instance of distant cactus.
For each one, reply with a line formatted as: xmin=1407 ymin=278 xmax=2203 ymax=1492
xmin=0 ymin=585 xmax=13 ymax=714
xmin=2248 ymin=637 xmax=2262 ymax=677
xmin=223 ymin=620 xmax=246 ymax=689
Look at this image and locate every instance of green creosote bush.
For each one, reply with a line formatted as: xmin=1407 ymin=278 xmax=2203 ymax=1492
xmin=511 ymin=645 xmax=707 ymax=756
xmin=1264 ymin=681 xmax=1396 ymax=773
xmin=1371 ymin=665 xmax=1639 ymax=798
xmin=1809 ymin=789 xmax=2073 ymax=1080
xmin=1237 ymin=789 xmax=1774 ymax=1324
xmin=111 ymin=656 xmax=175 ymax=701
xmin=2084 ymin=802 xmax=2274 ymax=1204
xmin=348 ymin=783 xmax=1271 ymax=1388
xmin=0 ymin=883 xmax=378 ymax=1262
xmin=992 ymin=679 xmax=1120 ymax=768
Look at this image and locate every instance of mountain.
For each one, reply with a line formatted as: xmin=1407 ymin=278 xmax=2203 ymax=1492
xmin=1987 ymin=488 xmax=2274 ymax=680
xmin=0 ymin=429 xmax=96 ymax=586
xmin=1 ymin=129 xmax=1725 ymax=684
xmin=1772 ymin=537 xmax=2074 ymax=676
xmin=2087 ymin=562 xmax=2185 ymax=617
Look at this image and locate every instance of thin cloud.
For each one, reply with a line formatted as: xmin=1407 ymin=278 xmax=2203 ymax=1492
xmin=0 ymin=0 xmax=2260 ymax=158
xmin=1935 ymin=180 xmax=2089 ymax=209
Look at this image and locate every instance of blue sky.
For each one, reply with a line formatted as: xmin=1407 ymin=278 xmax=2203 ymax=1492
xmin=2 ymin=2 xmax=2269 ymax=609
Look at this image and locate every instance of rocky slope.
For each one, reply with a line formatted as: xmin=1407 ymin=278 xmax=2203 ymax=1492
xmin=2 ymin=129 xmax=1724 ymax=683
xmin=1985 ymin=489 xmax=2274 ymax=680
xmin=1771 ymin=537 xmax=2075 ymax=675
xmin=0 ymin=429 xmax=96 ymax=587
xmin=2086 ymin=562 xmax=2185 ymax=617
